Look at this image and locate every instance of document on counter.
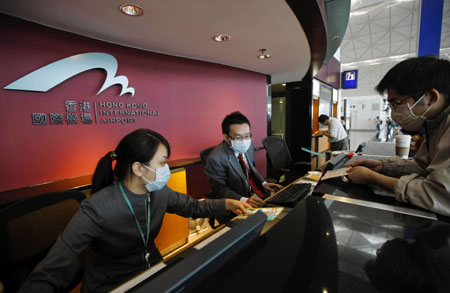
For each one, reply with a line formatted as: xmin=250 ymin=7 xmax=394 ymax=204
xmin=302 ymin=171 xmax=322 ymax=183
xmin=320 ymin=167 xmax=350 ymax=181
xmin=247 ymin=207 xmax=284 ymax=221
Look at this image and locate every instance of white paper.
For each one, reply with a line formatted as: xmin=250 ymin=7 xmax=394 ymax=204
xmin=321 ymin=167 xmax=350 ymax=180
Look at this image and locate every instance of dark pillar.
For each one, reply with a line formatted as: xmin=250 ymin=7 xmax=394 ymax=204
xmin=285 ymin=78 xmax=313 ymax=164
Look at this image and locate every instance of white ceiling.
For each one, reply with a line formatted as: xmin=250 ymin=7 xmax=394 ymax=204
xmin=0 ymin=0 xmax=312 ymax=84
xmin=341 ymin=0 xmax=450 ymax=67
xmin=339 ymin=0 xmax=450 ymax=98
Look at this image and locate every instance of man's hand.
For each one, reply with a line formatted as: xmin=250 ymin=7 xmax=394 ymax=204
xmin=246 ymin=195 xmax=263 ymax=208
xmin=225 ymin=199 xmax=250 ymax=215
xmin=346 ymin=159 xmax=382 ymax=172
xmin=346 ymin=166 xmax=397 ymax=192
xmin=262 ymin=182 xmax=283 ymax=192
xmin=346 ymin=166 xmax=377 ymax=184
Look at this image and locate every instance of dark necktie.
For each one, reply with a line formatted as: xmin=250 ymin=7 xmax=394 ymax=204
xmin=237 ymin=153 xmax=264 ymax=198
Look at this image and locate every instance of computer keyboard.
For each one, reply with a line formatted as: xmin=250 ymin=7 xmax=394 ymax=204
xmin=264 ymin=183 xmax=312 ymax=207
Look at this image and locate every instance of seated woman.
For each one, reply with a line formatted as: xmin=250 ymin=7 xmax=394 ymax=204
xmin=19 ymin=128 xmax=249 ymax=292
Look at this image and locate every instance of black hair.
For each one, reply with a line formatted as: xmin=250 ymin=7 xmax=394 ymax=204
xmin=221 ymin=111 xmax=251 ymax=134
xmin=364 ymin=238 xmax=428 ymax=293
xmin=90 ymin=128 xmax=171 ymax=195
xmin=364 ymin=224 xmax=450 ymax=293
xmin=376 ymin=55 xmax=450 ymax=102
xmin=318 ymin=114 xmax=329 ymax=123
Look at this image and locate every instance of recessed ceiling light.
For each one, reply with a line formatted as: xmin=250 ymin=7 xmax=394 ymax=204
xmin=213 ymin=34 xmax=231 ymax=42
xmin=257 ymin=49 xmax=271 ymax=59
xmin=332 ymin=35 xmax=339 ymax=40
xmin=119 ymin=4 xmax=144 ymax=16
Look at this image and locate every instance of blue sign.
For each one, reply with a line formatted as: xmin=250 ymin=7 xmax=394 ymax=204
xmin=342 ymin=70 xmax=357 ymax=89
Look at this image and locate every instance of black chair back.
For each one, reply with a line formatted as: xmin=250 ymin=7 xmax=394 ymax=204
xmin=200 ymin=146 xmax=215 ymax=165
xmin=0 ymin=190 xmax=86 ymax=292
xmin=262 ymin=137 xmax=292 ymax=180
xmin=262 ymin=136 xmax=292 ymax=171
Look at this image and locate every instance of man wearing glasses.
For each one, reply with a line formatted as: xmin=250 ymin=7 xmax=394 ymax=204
xmin=346 ymin=56 xmax=450 ymax=216
xmin=204 ymin=111 xmax=282 ymax=208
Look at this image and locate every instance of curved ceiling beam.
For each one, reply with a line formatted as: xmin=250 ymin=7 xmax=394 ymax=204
xmin=286 ymin=0 xmax=328 ymax=79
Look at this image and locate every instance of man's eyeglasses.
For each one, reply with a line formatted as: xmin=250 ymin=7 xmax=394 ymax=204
xmin=387 ymin=99 xmax=406 ymax=110
xmin=228 ymin=134 xmax=252 ymax=141
xmin=388 ymin=93 xmax=426 ymax=110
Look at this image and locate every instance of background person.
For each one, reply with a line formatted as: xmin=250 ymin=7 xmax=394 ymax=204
xmin=386 ymin=117 xmax=393 ymax=140
xmin=346 ymin=56 xmax=450 ymax=216
xmin=340 ymin=116 xmax=347 ymax=132
xmin=316 ymin=114 xmax=348 ymax=151
xmin=375 ymin=116 xmax=382 ymax=141
xmin=204 ymin=111 xmax=282 ymax=208
xmin=19 ymin=129 xmax=249 ymax=293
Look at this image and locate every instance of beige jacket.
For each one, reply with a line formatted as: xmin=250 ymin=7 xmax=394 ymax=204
xmin=381 ymin=105 xmax=450 ymax=216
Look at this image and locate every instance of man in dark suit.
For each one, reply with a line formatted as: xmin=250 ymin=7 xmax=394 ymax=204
xmin=204 ymin=111 xmax=282 ymax=208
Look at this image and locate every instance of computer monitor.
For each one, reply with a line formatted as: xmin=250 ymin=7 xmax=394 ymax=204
xmin=128 ymin=211 xmax=267 ymax=293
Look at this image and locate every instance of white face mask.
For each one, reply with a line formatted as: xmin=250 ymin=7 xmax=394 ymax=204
xmin=141 ymin=164 xmax=171 ymax=192
xmin=391 ymin=93 xmax=433 ymax=131
xmin=231 ymin=139 xmax=251 ymax=154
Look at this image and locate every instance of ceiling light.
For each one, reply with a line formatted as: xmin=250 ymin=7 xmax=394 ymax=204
xmin=332 ymin=36 xmax=339 ymax=40
xmin=213 ymin=34 xmax=231 ymax=42
xmin=119 ymin=4 xmax=144 ymax=16
xmin=257 ymin=49 xmax=271 ymax=59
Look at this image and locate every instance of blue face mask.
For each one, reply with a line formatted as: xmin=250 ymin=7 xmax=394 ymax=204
xmin=141 ymin=164 xmax=171 ymax=192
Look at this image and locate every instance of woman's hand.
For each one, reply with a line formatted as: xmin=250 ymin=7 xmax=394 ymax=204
xmin=346 ymin=159 xmax=382 ymax=172
xmin=225 ymin=199 xmax=250 ymax=215
xmin=263 ymin=182 xmax=283 ymax=192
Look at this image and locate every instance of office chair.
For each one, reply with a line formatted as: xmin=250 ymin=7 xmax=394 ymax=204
xmin=0 ymin=190 xmax=87 ymax=292
xmin=262 ymin=136 xmax=310 ymax=186
xmin=200 ymin=146 xmax=215 ymax=166
xmin=199 ymin=146 xmax=232 ymax=228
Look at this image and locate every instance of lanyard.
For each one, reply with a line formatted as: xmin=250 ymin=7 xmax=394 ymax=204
xmin=119 ymin=182 xmax=151 ymax=262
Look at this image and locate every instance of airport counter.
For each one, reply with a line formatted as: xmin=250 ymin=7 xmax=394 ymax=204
xmin=112 ymin=170 xmax=450 ymax=292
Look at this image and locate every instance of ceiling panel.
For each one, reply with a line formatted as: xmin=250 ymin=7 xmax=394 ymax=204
xmin=342 ymin=0 xmax=450 ymax=67
xmin=0 ymin=0 xmax=313 ymax=84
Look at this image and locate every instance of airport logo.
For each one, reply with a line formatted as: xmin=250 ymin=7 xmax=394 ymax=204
xmin=4 ymin=52 xmax=135 ymax=97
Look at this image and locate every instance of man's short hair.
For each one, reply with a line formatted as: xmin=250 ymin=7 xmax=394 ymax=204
xmin=318 ymin=114 xmax=329 ymax=123
xmin=376 ymin=55 xmax=450 ymax=102
xmin=222 ymin=111 xmax=251 ymax=134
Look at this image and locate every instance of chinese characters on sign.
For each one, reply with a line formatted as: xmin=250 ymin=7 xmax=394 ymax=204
xmin=32 ymin=100 xmax=160 ymax=126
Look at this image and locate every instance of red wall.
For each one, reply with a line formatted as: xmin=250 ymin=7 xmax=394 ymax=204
xmin=0 ymin=14 xmax=267 ymax=193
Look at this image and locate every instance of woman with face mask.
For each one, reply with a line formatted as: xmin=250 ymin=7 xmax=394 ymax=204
xmin=19 ymin=128 xmax=249 ymax=293
xmin=345 ymin=56 xmax=450 ymax=216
